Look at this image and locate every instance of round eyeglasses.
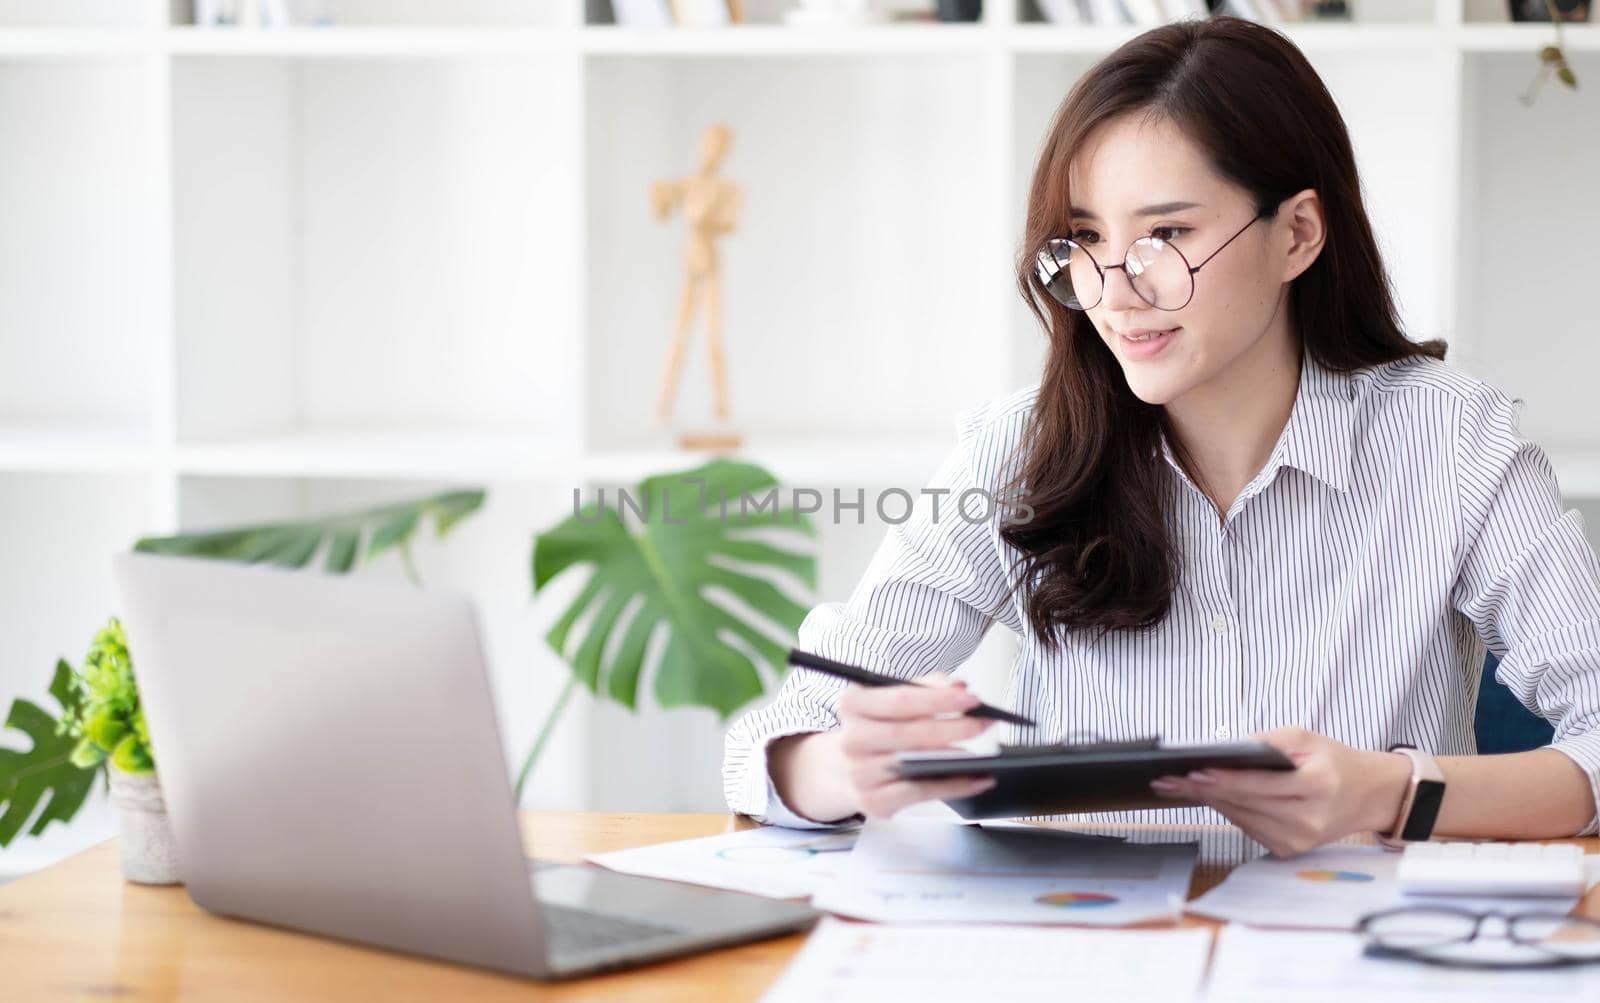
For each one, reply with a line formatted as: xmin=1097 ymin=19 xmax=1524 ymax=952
xmin=1357 ymin=905 xmax=1600 ymax=970
xmin=1033 ymin=209 xmax=1270 ymax=312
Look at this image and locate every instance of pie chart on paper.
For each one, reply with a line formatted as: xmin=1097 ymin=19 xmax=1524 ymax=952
xmin=1294 ymin=868 xmax=1375 ymax=882
xmin=1034 ymin=891 xmax=1121 ymax=908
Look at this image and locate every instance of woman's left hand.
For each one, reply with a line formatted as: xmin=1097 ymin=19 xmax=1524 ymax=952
xmin=1150 ymin=726 xmax=1409 ymax=857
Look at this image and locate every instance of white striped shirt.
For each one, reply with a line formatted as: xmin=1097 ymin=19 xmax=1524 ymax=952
xmin=722 ymin=350 xmax=1600 ymax=836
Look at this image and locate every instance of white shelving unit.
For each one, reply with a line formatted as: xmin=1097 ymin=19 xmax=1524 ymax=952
xmin=3 ymin=0 xmax=1597 ymax=877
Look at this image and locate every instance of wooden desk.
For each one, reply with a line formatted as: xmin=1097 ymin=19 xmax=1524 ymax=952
xmin=3 ymin=812 xmax=1597 ymax=1001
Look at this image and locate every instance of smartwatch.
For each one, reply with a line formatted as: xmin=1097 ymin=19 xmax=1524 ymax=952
xmin=1377 ymin=743 xmax=1446 ymax=849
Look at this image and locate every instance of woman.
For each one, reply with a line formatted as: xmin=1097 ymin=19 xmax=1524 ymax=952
xmin=722 ymin=17 xmax=1600 ymax=857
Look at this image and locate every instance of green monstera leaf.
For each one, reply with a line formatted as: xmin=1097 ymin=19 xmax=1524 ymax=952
xmin=0 ymin=660 xmax=99 ymax=847
xmin=133 ymin=489 xmax=485 ymax=579
xmin=533 ymin=459 xmax=817 ymax=717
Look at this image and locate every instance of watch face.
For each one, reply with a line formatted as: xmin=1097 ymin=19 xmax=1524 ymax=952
xmin=1401 ymin=779 xmax=1446 ymax=841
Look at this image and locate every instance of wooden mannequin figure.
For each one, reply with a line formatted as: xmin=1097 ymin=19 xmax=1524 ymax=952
xmin=651 ymin=122 xmax=743 ymax=451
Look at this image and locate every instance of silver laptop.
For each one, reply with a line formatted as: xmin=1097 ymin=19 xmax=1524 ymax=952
xmin=110 ymin=552 xmax=817 ymax=980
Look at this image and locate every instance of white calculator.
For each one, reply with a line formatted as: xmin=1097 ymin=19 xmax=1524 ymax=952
xmin=1396 ymin=840 xmax=1588 ymax=898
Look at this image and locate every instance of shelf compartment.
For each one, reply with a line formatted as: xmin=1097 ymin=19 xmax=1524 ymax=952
xmin=170 ymin=53 xmax=583 ymax=449
xmin=1456 ymin=50 xmax=1599 ymax=450
xmin=584 ymin=51 xmax=1013 ymax=453
xmin=0 ymin=56 xmax=158 ymax=440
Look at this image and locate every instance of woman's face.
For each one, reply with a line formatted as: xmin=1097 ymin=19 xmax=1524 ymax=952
xmin=1064 ymin=113 xmax=1290 ymax=407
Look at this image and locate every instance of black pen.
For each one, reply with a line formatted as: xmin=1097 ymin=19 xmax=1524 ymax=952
xmin=786 ymin=648 xmax=1036 ymax=727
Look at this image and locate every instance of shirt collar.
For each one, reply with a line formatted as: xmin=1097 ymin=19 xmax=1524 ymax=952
xmin=1158 ymin=350 xmax=1355 ymax=494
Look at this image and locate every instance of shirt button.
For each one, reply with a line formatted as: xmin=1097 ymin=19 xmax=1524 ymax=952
xmin=1210 ymin=614 xmax=1229 ymax=633
xmin=1214 ymin=725 xmax=1232 ymax=740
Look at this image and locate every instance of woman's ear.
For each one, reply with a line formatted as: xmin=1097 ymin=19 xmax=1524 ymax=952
xmin=1277 ymin=188 xmax=1325 ymax=283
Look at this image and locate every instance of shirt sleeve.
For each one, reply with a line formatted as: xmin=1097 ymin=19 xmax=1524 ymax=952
xmin=1450 ymin=385 xmax=1600 ymax=837
xmin=722 ymin=405 xmax=1022 ymax=828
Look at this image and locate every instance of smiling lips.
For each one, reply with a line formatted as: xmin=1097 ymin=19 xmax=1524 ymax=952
xmin=1116 ymin=326 xmax=1179 ymax=359
xmin=1120 ymin=327 xmax=1177 ymax=342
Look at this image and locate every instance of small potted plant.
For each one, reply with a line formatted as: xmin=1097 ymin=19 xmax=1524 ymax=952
xmin=59 ymin=618 xmax=179 ymax=885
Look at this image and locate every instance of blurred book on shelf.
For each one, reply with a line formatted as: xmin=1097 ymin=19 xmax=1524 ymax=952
xmin=1032 ymin=0 xmax=1358 ymax=25
xmin=610 ymin=0 xmax=675 ymax=25
xmin=193 ymin=0 xmax=299 ymax=27
xmin=1209 ymin=0 xmax=1324 ymax=21
xmin=669 ymin=0 xmax=735 ymax=24
xmin=1509 ymin=0 xmax=1591 ymax=21
xmin=595 ymin=0 xmax=953 ymax=27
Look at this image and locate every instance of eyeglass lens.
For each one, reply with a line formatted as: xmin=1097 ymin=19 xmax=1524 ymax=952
xmin=1034 ymin=234 xmax=1193 ymax=312
xmin=1364 ymin=908 xmax=1600 ymax=966
xmin=1512 ymin=914 xmax=1600 ymax=961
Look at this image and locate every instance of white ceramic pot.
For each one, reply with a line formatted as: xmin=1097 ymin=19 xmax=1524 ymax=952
xmin=108 ymin=768 xmax=182 ymax=885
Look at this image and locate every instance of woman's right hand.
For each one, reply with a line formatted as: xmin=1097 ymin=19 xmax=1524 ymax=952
xmin=833 ymin=674 xmax=998 ymax=819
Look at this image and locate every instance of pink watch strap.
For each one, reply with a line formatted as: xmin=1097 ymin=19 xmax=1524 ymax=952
xmin=1378 ymin=744 xmax=1445 ymax=849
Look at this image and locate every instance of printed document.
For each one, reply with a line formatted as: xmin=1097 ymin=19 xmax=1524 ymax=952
xmin=761 ymin=917 xmax=1213 ymax=1003
xmin=811 ymin=817 xmax=1197 ymax=925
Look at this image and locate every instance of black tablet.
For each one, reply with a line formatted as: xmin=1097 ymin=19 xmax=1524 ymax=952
xmin=893 ymin=740 xmax=1296 ymax=820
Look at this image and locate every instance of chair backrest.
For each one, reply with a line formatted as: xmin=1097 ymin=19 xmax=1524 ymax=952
xmin=1474 ymin=652 xmax=1556 ymax=754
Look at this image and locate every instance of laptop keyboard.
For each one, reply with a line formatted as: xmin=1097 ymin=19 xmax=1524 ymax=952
xmin=540 ymin=902 xmax=683 ymax=957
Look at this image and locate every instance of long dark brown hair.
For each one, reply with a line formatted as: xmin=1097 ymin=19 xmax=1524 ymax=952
xmin=1001 ymin=16 xmax=1446 ymax=651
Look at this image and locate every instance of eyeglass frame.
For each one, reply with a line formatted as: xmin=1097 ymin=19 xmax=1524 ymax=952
xmin=1356 ymin=904 xmax=1600 ymax=971
xmin=1034 ymin=207 xmax=1273 ymax=313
